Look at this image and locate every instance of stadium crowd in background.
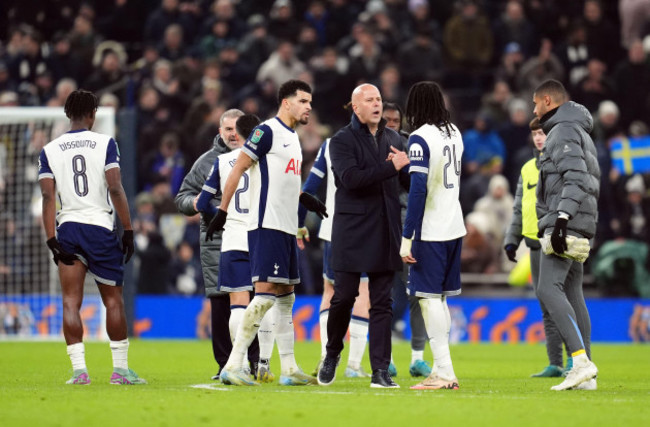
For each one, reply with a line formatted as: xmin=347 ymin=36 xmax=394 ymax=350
xmin=1 ymin=0 xmax=650 ymax=300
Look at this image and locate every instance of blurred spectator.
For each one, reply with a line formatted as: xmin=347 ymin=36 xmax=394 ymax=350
xmin=83 ymin=50 xmax=126 ymax=103
xmin=136 ymin=229 xmax=172 ymax=294
xmin=199 ymin=19 xmax=235 ymax=59
xmin=304 ymin=0 xmax=329 ymax=47
xmin=0 ymin=61 xmax=15 ymax=93
xmin=613 ymin=40 xmax=650 ymax=128
xmin=375 ymin=64 xmax=403 ymax=105
xmin=397 ymin=26 xmax=444 ymax=91
xmin=8 ymin=28 xmax=48 ymax=85
xmin=463 ymin=112 xmax=506 ymax=176
xmin=326 ymin=0 xmax=358 ymax=44
xmin=200 ymin=0 xmax=247 ymax=40
xmin=347 ymin=25 xmax=388 ymax=84
xmin=619 ymin=0 xmax=650 ymax=49
xmin=295 ymin=25 xmax=321 ymax=63
xmin=443 ymin=0 xmax=494 ymax=78
xmin=616 ymin=174 xmax=650 ymax=243
xmin=480 ymin=80 xmax=513 ymax=128
xmin=296 ymin=111 xmax=330 ymax=180
xmin=517 ymin=38 xmax=564 ymax=101
xmin=256 ymin=40 xmax=306 ymax=89
xmin=170 ymin=241 xmax=203 ymax=295
xmin=67 ymin=14 xmax=99 ymax=80
xmin=267 ymin=0 xmax=301 ymax=42
xmin=402 ymin=0 xmax=442 ymax=43
xmin=573 ymin=59 xmax=615 ymax=114
xmin=461 ymin=211 xmax=499 ymax=273
xmin=144 ymin=0 xmax=195 ymax=44
xmin=142 ymin=131 xmax=186 ymax=196
xmin=238 ymin=15 xmax=276 ymax=71
xmin=583 ymin=0 xmax=621 ymax=66
xmin=95 ymin=0 xmax=143 ymax=43
xmin=496 ymin=42 xmax=526 ymax=92
xmin=47 ymin=32 xmax=81 ymax=84
xmin=159 ymin=24 xmax=187 ymax=62
xmin=498 ymin=98 xmax=532 ymax=190
xmin=310 ymin=47 xmax=353 ymax=129
xmin=554 ymin=21 xmax=591 ymax=86
xmin=362 ymin=1 xmax=400 ymax=55
xmin=492 ymin=0 xmax=538 ymax=61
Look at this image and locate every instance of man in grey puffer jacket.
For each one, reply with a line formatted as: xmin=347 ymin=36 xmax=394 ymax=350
xmin=175 ymin=109 xmax=258 ymax=379
xmin=532 ymin=80 xmax=600 ymax=391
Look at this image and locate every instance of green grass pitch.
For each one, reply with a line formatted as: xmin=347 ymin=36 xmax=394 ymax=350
xmin=1 ymin=340 xmax=649 ymax=426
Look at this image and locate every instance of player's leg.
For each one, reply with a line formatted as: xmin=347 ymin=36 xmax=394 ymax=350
xmin=367 ymin=271 xmax=398 ymax=388
xmin=257 ymin=298 xmax=277 ymax=382
xmin=536 ymin=254 xmax=597 ymax=390
xmin=529 ymin=247 xmax=564 ymax=377
xmin=210 ymin=294 xmax=232 ymax=379
xmin=314 ymin=241 xmax=335 ymax=374
xmin=346 ymin=277 xmax=370 ymax=377
xmin=58 ymin=260 xmax=91 ymax=385
xmin=408 ymin=294 xmax=431 ymax=377
xmin=410 ymin=239 xmax=460 ymax=390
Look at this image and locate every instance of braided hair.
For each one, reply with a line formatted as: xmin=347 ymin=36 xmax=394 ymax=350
xmin=405 ymin=81 xmax=453 ymax=138
xmin=64 ymin=89 xmax=98 ymax=121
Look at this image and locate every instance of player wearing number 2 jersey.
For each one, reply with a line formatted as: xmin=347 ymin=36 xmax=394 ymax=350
xmin=38 ymin=89 xmax=145 ymax=386
xmin=400 ymin=81 xmax=465 ymax=391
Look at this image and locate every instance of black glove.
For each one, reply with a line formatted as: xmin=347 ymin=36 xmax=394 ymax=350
xmin=122 ymin=230 xmax=134 ymax=264
xmin=201 ymin=212 xmax=214 ymax=229
xmin=206 ymin=209 xmax=227 ymax=241
xmin=550 ymin=217 xmax=568 ymax=254
xmin=504 ymin=244 xmax=518 ymax=262
xmin=299 ymin=192 xmax=328 ymax=219
xmin=46 ymin=237 xmax=77 ymax=266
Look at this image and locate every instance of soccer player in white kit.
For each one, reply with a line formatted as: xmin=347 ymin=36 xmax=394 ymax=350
xmin=206 ymin=80 xmax=327 ymax=386
xmin=38 ymin=89 xmax=145 ymax=385
xmin=196 ymin=114 xmax=277 ymax=383
xmin=399 ymin=81 xmax=466 ymax=390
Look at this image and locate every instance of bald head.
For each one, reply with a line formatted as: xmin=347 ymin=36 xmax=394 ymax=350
xmin=351 ymin=84 xmax=383 ymax=133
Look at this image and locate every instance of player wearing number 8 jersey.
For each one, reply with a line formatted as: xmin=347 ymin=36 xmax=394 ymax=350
xmin=400 ymin=81 xmax=466 ymax=390
xmin=38 ymin=89 xmax=144 ymax=386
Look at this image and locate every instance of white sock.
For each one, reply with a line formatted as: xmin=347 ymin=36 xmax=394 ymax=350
xmin=411 ymin=350 xmax=424 ymax=364
xmin=258 ymin=304 xmax=277 ymax=362
xmin=275 ymin=292 xmax=300 ymax=375
xmin=67 ymin=342 xmax=86 ymax=372
xmin=572 ymin=352 xmax=590 ymax=366
xmin=229 ymin=306 xmax=246 ymax=343
xmin=319 ymin=310 xmax=329 ymax=359
xmin=109 ymin=339 xmax=129 ymax=371
xmin=225 ymin=295 xmax=275 ymax=370
xmin=348 ymin=316 xmax=368 ymax=369
xmin=420 ymin=298 xmax=456 ymax=380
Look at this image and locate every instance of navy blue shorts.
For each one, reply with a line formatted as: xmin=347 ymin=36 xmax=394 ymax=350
xmin=218 ymin=250 xmax=253 ymax=292
xmin=57 ymin=222 xmax=124 ymax=286
xmin=407 ymin=238 xmax=463 ymax=298
xmin=248 ymin=228 xmax=300 ymax=285
xmin=322 ymin=241 xmax=367 ymax=284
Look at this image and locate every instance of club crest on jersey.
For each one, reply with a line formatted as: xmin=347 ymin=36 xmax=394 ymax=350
xmin=409 ymin=143 xmax=424 ymax=161
xmin=250 ymin=129 xmax=264 ymax=144
xmin=285 ymin=158 xmax=301 ymax=175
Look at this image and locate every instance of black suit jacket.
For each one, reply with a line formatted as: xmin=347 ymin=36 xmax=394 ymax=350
xmin=329 ymin=114 xmax=409 ymax=272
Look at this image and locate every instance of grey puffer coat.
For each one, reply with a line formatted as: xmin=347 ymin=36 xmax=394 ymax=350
xmin=537 ymin=101 xmax=601 ymax=239
xmin=174 ymin=135 xmax=230 ymax=297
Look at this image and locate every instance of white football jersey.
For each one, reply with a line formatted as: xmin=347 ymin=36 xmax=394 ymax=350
xmin=38 ymin=129 xmax=119 ymax=231
xmin=201 ymin=148 xmax=250 ymax=252
xmin=310 ymin=140 xmax=335 ymax=241
xmin=241 ymin=117 xmax=302 ymax=235
xmin=408 ymin=123 xmax=467 ymax=241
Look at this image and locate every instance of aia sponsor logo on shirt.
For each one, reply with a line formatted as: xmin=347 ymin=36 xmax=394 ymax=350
xmin=285 ymin=158 xmax=302 ymax=175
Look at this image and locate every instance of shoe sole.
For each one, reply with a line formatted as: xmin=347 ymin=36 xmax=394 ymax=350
xmin=317 ymin=375 xmax=335 ymax=386
xmin=370 ymin=383 xmax=400 ymax=389
xmin=279 ymin=377 xmax=317 ymax=386
xmin=551 ymin=365 xmax=597 ymax=391
xmin=221 ymin=371 xmax=258 ymax=386
xmin=410 ymin=382 xmax=459 ymax=390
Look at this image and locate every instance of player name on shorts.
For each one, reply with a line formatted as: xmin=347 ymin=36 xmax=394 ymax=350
xmin=58 ymin=140 xmax=97 ymax=151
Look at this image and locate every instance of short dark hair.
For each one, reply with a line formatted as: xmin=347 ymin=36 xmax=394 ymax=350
xmin=405 ymin=81 xmax=453 ymax=138
xmin=277 ymin=79 xmax=312 ymax=105
xmin=64 ymin=89 xmax=98 ymax=121
xmin=383 ymin=102 xmax=403 ymax=118
xmin=534 ymin=79 xmax=568 ymax=104
xmin=529 ymin=117 xmax=542 ymax=131
xmin=236 ymin=114 xmax=261 ymax=140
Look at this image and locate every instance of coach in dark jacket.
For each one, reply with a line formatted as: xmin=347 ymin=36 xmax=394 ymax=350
xmin=318 ymin=84 xmax=409 ymax=388
xmin=174 ymin=109 xmax=258 ymax=379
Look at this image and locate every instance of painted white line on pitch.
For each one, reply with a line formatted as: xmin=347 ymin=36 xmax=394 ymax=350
xmin=189 ymin=384 xmax=354 ymax=394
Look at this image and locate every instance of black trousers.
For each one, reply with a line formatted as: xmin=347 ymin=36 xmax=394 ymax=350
xmin=210 ymin=294 xmax=260 ymax=369
xmin=326 ymin=270 xmax=394 ymax=371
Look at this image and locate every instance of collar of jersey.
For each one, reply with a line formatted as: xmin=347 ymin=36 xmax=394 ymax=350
xmin=274 ymin=117 xmax=295 ymax=133
xmin=66 ymin=129 xmax=88 ymax=134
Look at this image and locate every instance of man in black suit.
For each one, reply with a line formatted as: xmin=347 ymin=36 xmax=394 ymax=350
xmin=317 ymin=84 xmax=410 ymax=388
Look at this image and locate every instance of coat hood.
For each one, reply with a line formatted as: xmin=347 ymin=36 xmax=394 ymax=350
xmin=542 ymin=101 xmax=593 ymax=135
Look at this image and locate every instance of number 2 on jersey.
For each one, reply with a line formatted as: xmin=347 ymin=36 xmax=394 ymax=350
xmin=443 ymin=144 xmax=461 ymax=189
xmin=72 ymin=155 xmax=89 ymax=197
xmin=234 ymin=174 xmax=249 ymax=214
